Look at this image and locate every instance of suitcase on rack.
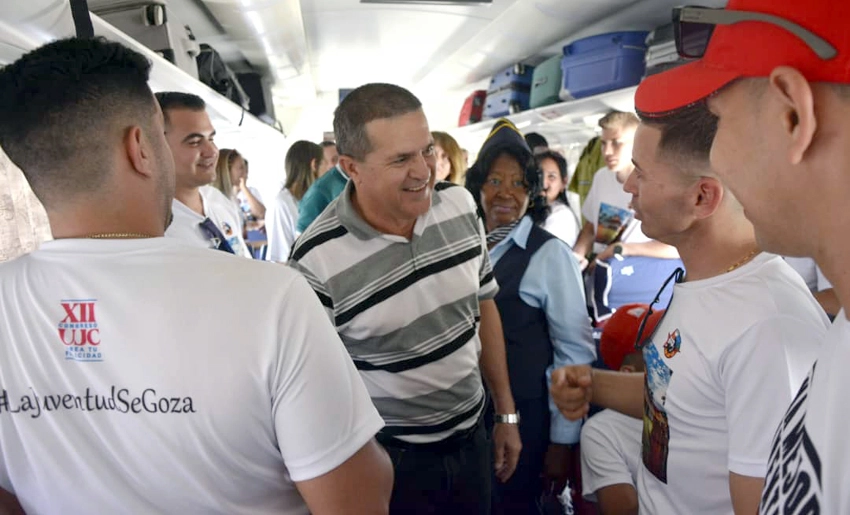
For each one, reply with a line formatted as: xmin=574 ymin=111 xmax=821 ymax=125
xmin=483 ymin=63 xmax=535 ymax=119
xmin=529 ymin=54 xmax=563 ymax=108
xmin=483 ymin=86 xmax=531 ymax=119
xmin=559 ymin=31 xmax=648 ymax=101
xmin=88 ymin=0 xmax=200 ymax=79
xmin=458 ymin=89 xmax=487 ymax=126
xmin=644 ymin=23 xmax=694 ymax=77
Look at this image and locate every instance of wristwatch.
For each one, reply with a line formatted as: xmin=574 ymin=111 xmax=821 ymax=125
xmin=613 ymin=244 xmax=624 ymax=256
xmin=494 ymin=412 xmax=520 ymax=424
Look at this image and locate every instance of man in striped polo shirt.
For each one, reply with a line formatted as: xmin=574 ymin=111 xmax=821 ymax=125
xmin=289 ymin=83 xmax=521 ymax=514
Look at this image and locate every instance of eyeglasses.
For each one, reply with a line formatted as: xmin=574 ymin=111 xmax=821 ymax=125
xmin=633 ymin=267 xmax=684 ymax=351
xmin=673 ymin=6 xmax=837 ymax=60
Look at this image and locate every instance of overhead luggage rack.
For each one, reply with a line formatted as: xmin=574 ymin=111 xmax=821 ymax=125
xmin=449 ymin=85 xmax=637 ymax=148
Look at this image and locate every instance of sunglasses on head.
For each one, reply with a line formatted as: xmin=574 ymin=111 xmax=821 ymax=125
xmin=673 ymin=6 xmax=837 ymax=61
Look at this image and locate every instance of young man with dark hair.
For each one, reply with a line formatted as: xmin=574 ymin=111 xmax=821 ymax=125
xmin=0 ymin=37 xmax=392 ymax=514
xmin=157 ymin=91 xmax=250 ymax=257
xmin=551 ymin=102 xmax=829 ymax=514
xmin=289 ymin=83 xmax=521 ymax=514
xmin=633 ymin=1 xmax=850 ymax=512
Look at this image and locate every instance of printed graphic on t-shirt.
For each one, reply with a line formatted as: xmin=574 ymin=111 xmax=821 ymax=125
xmin=663 ymin=329 xmax=682 ymax=359
xmin=595 ymin=203 xmax=634 ymax=246
xmin=643 ymin=341 xmax=672 ymax=483
xmin=221 ymin=222 xmax=241 ymax=252
xmin=759 ymin=365 xmax=822 ymax=514
xmin=58 ymin=299 xmax=103 ymax=362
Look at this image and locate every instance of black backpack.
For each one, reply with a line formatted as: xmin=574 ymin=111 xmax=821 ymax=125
xmin=196 ymin=43 xmax=250 ymax=110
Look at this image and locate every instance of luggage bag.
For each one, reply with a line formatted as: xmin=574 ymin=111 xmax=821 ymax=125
xmin=458 ymin=90 xmax=487 ymax=126
xmin=529 ymin=54 xmax=563 ymax=108
xmin=483 ymin=86 xmax=530 ymax=119
xmin=196 ymin=43 xmax=251 ymax=110
xmin=645 ymin=23 xmax=694 ymax=77
xmin=483 ymin=63 xmax=534 ymax=118
xmin=559 ymin=31 xmax=648 ymax=101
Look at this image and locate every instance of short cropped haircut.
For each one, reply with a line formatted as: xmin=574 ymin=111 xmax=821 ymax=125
xmin=155 ymin=91 xmax=206 ymax=126
xmin=638 ymin=102 xmax=718 ymax=169
xmin=333 ymin=83 xmax=422 ymax=160
xmin=319 ymin=141 xmax=336 ymax=148
xmin=0 ymin=37 xmax=153 ymax=208
xmin=598 ymin=110 xmax=640 ymax=132
xmin=465 ymin=144 xmax=550 ymax=226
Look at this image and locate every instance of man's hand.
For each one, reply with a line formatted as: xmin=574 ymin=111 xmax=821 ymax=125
xmin=550 ymin=365 xmax=593 ymax=421
xmin=542 ymin=443 xmax=576 ymax=495
xmin=493 ymin=422 xmax=522 ymax=483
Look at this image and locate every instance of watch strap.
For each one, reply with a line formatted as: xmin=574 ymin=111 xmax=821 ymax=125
xmin=494 ymin=413 xmax=520 ymax=424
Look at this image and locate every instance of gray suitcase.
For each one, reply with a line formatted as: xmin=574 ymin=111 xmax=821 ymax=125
xmin=644 ymin=23 xmax=693 ymax=77
xmin=88 ymin=0 xmax=200 ymax=79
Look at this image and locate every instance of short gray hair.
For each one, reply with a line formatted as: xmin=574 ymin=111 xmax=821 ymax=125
xmin=333 ymin=83 xmax=422 ymax=160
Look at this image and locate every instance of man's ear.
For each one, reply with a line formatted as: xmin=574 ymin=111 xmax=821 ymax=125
xmin=125 ymin=125 xmax=154 ymax=179
xmin=767 ymin=66 xmax=817 ymax=166
xmin=339 ymin=155 xmax=361 ymax=183
xmin=693 ymin=176 xmax=724 ymax=220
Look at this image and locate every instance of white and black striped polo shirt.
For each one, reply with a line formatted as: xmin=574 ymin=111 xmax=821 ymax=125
xmin=289 ymin=182 xmax=498 ymax=444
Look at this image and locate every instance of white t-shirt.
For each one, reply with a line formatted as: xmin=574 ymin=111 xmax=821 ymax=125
xmin=543 ymin=200 xmax=580 ymax=248
xmin=165 ymin=186 xmax=251 ymax=258
xmin=783 ymin=256 xmax=832 ymax=293
xmin=581 ymin=409 xmax=642 ymax=501
xmin=581 ymin=167 xmax=651 ymax=254
xmin=266 ymin=188 xmax=300 ymax=263
xmin=759 ymin=310 xmax=849 ymax=514
xmin=638 ymin=253 xmax=829 ymax=514
xmin=0 ymin=238 xmax=383 ymax=514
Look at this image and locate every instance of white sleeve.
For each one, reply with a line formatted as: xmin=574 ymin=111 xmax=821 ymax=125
xmin=719 ymin=315 xmax=822 ymax=478
xmin=580 ymin=411 xmax=641 ymax=500
xmin=271 ymin=273 xmax=384 ymax=481
xmin=266 ymin=194 xmax=297 ymax=262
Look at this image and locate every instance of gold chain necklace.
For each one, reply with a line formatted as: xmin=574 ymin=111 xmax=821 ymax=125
xmin=87 ymin=233 xmax=155 ymax=239
xmin=726 ymin=248 xmax=760 ymax=273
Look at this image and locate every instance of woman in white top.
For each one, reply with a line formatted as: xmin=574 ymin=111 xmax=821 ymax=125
xmin=537 ymin=150 xmax=580 ymax=247
xmin=266 ymin=141 xmax=323 ymax=262
xmin=213 ymin=148 xmax=266 ymax=222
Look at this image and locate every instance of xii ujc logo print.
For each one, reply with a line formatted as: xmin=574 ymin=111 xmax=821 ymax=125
xmin=58 ymin=299 xmax=103 ymax=362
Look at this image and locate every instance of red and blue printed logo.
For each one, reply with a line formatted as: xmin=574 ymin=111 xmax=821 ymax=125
xmin=663 ymin=329 xmax=682 ymax=359
xmin=58 ymin=299 xmax=103 ymax=362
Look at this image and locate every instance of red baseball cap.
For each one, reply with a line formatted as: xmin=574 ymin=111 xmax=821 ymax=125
xmin=636 ymin=0 xmax=850 ymax=116
xmin=600 ymin=303 xmax=665 ymax=371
